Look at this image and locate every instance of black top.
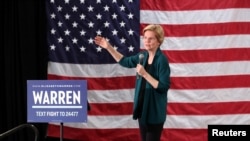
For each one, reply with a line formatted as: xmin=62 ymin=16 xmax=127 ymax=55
xmin=136 ymin=63 xmax=151 ymax=118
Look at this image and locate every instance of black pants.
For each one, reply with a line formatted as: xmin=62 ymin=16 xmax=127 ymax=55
xmin=138 ymin=119 xmax=164 ymax=141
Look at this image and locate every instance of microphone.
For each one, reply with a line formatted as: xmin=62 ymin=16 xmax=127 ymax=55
xmin=137 ymin=54 xmax=144 ymax=79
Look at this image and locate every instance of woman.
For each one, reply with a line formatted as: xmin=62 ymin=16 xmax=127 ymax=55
xmin=94 ymin=24 xmax=171 ymax=141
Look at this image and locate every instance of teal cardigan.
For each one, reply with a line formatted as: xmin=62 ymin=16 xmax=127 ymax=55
xmin=118 ymin=48 xmax=171 ymax=124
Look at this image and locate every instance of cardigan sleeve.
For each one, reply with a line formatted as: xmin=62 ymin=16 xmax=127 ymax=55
xmin=155 ymin=54 xmax=171 ymax=93
xmin=118 ymin=53 xmax=144 ymax=68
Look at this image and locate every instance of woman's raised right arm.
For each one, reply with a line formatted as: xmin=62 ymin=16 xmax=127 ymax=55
xmin=94 ymin=36 xmax=123 ymax=62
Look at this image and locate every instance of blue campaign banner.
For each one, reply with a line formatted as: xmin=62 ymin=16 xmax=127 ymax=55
xmin=27 ymin=80 xmax=87 ymax=123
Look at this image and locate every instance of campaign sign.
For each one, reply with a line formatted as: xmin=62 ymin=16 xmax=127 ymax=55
xmin=27 ymin=80 xmax=87 ymax=123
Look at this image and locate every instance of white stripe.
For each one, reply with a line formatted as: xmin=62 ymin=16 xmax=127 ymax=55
xmin=88 ymin=89 xmax=134 ymax=103
xmin=140 ymin=35 xmax=250 ymax=50
xmin=50 ymin=114 xmax=250 ymax=129
xmin=87 ymin=88 xmax=250 ymax=103
xmin=48 ymin=61 xmax=136 ymax=77
xmin=168 ymin=88 xmax=250 ymax=103
xmin=170 ymin=61 xmax=250 ymax=77
xmin=140 ymin=9 xmax=250 ymax=24
xmin=165 ymin=114 xmax=250 ymax=129
xmin=50 ymin=115 xmax=138 ymax=129
xmin=48 ymin=61 xmax=250 ymax=78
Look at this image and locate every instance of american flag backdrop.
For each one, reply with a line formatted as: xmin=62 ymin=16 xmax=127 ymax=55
xmin=46 ymin=0 xmax=250 ymax=141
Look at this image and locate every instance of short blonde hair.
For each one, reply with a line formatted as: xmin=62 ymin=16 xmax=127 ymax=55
xmin=143 ymin=24 xmax=164 ymax=45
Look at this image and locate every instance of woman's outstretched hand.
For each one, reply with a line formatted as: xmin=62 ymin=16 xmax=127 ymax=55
xmin=94 ymin=36 xmax=123 ymax=62
xmin=94 ymin=36 xmax=111 ymax=49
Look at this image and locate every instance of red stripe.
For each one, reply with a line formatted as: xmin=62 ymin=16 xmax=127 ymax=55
xmin=88 ymin=102 xmax=133 ymax=115
xmin=168 ymin=101 xmax=250 ymax=115
xmin=141 ymin=23 xmax=250 ymax=37
xmin=163 ymin=48 xmax=250 ymax=63
xmin=88 ymin=101 xmax=250 ymax=116
xmin=141 ymin=0 xmax=250 ymax=11
xmin=163 ymin=128 xmax=207 ymax=141
xmin=48 ymin=75 xmax=136 ymax=90
xmin=83 ymin=100 xmax=250 ymax=115
xmin=47 ymin=124 xmax=140 ymax=141
xmin=47 ymin=124 xmax=207 ymax=141
xmin=171 ymin=75 xmax=250 ymax=89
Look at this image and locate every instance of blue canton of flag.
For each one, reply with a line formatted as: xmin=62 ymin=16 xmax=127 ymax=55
xmin=46 ymin=0 xmax=140 ymax=64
